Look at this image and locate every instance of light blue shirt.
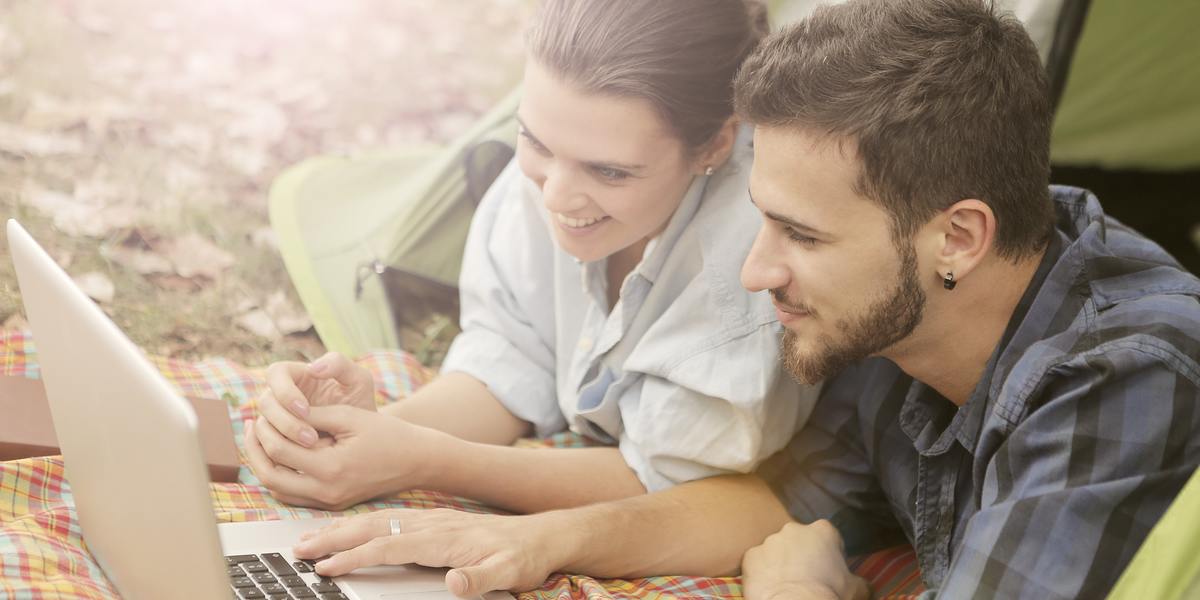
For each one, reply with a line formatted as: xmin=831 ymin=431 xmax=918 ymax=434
xmin=441 ymin=131 xmax=819 ymax=491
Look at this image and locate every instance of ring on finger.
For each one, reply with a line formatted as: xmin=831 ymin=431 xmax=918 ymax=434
xmin=389 ymin=518 xmax=402 ymax=536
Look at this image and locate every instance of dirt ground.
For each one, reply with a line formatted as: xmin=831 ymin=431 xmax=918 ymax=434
xmin=0 ymin=0 xmax=527 ymax=365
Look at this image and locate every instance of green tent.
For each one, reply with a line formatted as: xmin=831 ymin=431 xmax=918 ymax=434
xmin=271 ymin=0 xmax=1200 ymax=359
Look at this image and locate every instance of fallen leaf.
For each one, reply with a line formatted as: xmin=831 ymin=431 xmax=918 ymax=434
xmin=224 ymin=143 xmax=269 ymax=177
xmin=148 ymin=274 xmax=203 ymax=293
xmin=21 ymin=183 xmax=136 ymax=238
xmin=103 ymin=246 xmax=174 ymax=275
xmin=3 ymin=313 xmax=29 ymax=331
xmin=73 ymin=271 xmax=115 ymax=304
xmin=250 ymin=227 xmax=278 ymax=251
xmin=166 ymin=233 xmax=236 ymax=279
xmin=265 ymin=291 xmax=312 ymax=335
xmin=0 ymin=123 xmax=85 ymax=157
xmin=236 ymin=308 xmax=281 ymax=340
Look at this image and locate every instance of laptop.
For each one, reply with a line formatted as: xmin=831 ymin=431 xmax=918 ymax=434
xmin=6 ymin=219 xmax=515 ymax=600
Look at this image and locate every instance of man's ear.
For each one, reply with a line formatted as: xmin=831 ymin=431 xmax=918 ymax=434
xmin=694 ymin=116 xmax=740 ymax=175
xmin=934 ymin=199 xmax=996 ymax=286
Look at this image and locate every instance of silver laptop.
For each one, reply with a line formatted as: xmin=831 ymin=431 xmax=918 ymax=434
xmin=6 ymin=219 xmax=514 ymax=600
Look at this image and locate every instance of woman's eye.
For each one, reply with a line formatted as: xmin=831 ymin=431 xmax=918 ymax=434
xmin=519 ymin=130 xmax=551 ymax=155
xmin=593 ymin=166 xmax=630 ymax=181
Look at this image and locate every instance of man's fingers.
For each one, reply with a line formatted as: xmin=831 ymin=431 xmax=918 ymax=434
xmin=294 ymin=516 xmax=383 ymax=559
xmin=314 ymin=535 xmax=419 ymax=577
xmin=448 ymin=560 xmax=509 ymax=598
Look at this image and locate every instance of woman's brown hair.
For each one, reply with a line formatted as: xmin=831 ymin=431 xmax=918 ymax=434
xmin=526 ymin=0 xmax=768 ymax=153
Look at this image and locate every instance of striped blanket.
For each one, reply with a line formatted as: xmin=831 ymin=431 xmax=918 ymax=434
xmin=0 ymin=330 xmax=923 ymax=599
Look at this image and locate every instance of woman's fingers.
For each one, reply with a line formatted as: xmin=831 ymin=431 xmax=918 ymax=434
xmin=308 ymin=352 xmax=374 ymax=392
xmin=243 ymin=419 xmax=328 ymax=505
xmin=261 ymin=362 xmax=319 ymax=447
xmin=253 ymin=415 xmax=325 ymax=474
xmin=258 ymin=390 xmax=318 ymax=448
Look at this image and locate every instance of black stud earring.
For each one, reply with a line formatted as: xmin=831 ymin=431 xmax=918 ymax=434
xmin=943 ymin=272 xmax=957 ymax=290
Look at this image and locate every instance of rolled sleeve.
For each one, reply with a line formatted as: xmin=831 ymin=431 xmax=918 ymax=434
xmin=439 ymin=161 xmax=564 ymax=437
xmin=618 ymin=331 xmax=819 ymax=492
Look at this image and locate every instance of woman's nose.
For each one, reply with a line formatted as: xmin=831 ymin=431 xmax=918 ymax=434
xmin=540 ymin=167 xmax=589 ymax=214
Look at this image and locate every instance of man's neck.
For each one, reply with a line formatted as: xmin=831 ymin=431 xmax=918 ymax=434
xmin=887 ymin=250 xmax=1047 ymax=406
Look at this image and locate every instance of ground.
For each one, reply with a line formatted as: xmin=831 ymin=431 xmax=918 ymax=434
xmin=0 ymin=0 xmax=527 ymax=365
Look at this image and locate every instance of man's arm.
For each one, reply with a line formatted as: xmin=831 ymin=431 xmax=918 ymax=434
xmin=294 ymin=474 xmax=793 ymax=597
xmin=934 ymin=348 xmax=1200 ymax=598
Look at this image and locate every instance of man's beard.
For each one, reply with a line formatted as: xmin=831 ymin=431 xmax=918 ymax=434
xmin=780 ymin=243 xmax=926 ymax=384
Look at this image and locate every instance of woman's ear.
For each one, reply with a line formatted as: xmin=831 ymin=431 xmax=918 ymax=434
xmin=694 ymin=116 xmax=740 ymax=174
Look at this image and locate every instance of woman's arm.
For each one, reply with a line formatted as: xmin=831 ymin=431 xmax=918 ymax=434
xmin=380 ymin=371 xmax=532 ymax=446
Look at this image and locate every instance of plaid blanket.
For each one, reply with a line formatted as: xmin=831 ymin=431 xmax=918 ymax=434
xmin=0 ymin=330 xmax=924 ymax=599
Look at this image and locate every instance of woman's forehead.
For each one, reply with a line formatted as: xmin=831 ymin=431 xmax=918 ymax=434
xmin=519 ymin=61 xmax=682 ymax=166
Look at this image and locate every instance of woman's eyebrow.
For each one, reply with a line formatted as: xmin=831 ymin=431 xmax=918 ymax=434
xmin=516 ymin=115 xmax=647 ymax=172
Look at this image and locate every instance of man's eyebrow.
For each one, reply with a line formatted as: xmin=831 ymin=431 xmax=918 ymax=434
xmin=748 ymin=190 xmax=829 ymax=237
xmin=515 ymin=115 xmax=646 ymax=172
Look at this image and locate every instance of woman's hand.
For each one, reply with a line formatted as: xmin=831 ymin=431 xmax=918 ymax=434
xmin=255 ymin=352 xmax=376 ymax=448
xmin=244 ymin=405 xmax=448 ymax=510
xmin=292 ymin=508 xmax=566 ymax=598
xmin=741 ymin=520 xmax=869 ymax=600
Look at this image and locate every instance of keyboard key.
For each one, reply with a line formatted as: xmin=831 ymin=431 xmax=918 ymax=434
xmin=243 ymin=561 xmax=269 ymax=574
xmin=227 ymin=565 xmax=246 ymax=578
xmin=267 ymin=595 xmax=290 ymax=600
xmin=292 ymin=560 xmax=314 ymax=573
xmin=237 ymin=588 xmax=265 ymax=599
xmin=319 ymin=594 xmax=348 ymax=600
xmin=262 ymin=553 xmax=298 ymax=577
xmin=226 ymin=554 xmax=260 ymax=566
xmin=311 ymin=578 xmax=341 ymax=594
xmin=231 ymin=576 xmax=256 ymax=588
xmin=280 ymin=575 xmax=306 ymax=588
xmin=290 ymin=589 xmax=316 ymax=598
xmin=261 ymin=583 xmax=286 ymax=594
xmin=252 ymin=572 xmax=277 ymax=585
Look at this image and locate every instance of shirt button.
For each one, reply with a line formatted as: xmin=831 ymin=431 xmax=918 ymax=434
xmin=578 ymin=337 xmax=593 ymax=352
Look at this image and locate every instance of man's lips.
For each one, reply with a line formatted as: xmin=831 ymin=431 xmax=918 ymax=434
xmin=772 ymin=300 xmax=810 ymax=317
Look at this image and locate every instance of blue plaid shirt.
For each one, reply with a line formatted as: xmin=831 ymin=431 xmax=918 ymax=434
xmin=759 ymin=186 xmax=1200 ymax=598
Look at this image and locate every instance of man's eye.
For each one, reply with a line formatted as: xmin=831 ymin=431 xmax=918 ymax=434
xmin=593 ymin=166 xmax=630 ymax=181
xmin=785 ymin=227 xmax=818 ymax=246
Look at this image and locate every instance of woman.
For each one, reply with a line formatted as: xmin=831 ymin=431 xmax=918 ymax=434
xmin=244 ymin=0 xmax=817 ymax=515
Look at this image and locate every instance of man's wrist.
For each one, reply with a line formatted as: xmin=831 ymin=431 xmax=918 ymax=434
xmin=761 ymin=582 xmax=841 ymax=600
xmin=534 ymin=503 xmax=613 ymax=574
xmin=389 ymin=421 xmax=458 ymax=491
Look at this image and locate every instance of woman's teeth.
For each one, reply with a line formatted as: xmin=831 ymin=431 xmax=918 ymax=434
xmin=556 ymin=213 xmax=607 ymax=228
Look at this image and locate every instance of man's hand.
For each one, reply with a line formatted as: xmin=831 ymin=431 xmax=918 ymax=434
xmin=742 ymin=521 xmax=869 ymax=600
xmin=255 ymin=352 xmax=377 ymax=449
xmin=244 ymin=405 xmax=448 ymax=510
xmin=292 ymin=508 xmax=567 ymax=598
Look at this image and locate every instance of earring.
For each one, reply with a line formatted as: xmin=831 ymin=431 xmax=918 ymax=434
xmin=943 ymin=272 xmax=957 ymax=290
xmin=704 ymin=166 xmax=715 ymax=176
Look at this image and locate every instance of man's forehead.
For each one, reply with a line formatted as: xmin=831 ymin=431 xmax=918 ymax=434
xmin=748 ymin=126 xmax=889 ymax=234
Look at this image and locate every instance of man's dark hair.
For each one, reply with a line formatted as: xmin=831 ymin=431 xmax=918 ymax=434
xmin=735 ymin=0 xmax=1056 ymax=260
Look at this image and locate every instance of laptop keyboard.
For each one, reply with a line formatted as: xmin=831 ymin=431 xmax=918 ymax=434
xmin=226 ymin=552 xmax=347 ymax=599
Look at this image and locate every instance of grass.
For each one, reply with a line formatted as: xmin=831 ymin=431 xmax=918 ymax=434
xmin=0 ymin=0 xmax=527 ymax=366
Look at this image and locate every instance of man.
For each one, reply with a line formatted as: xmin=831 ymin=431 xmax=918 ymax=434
xmin=289 ymin=0 xmax=1200 ymax=598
